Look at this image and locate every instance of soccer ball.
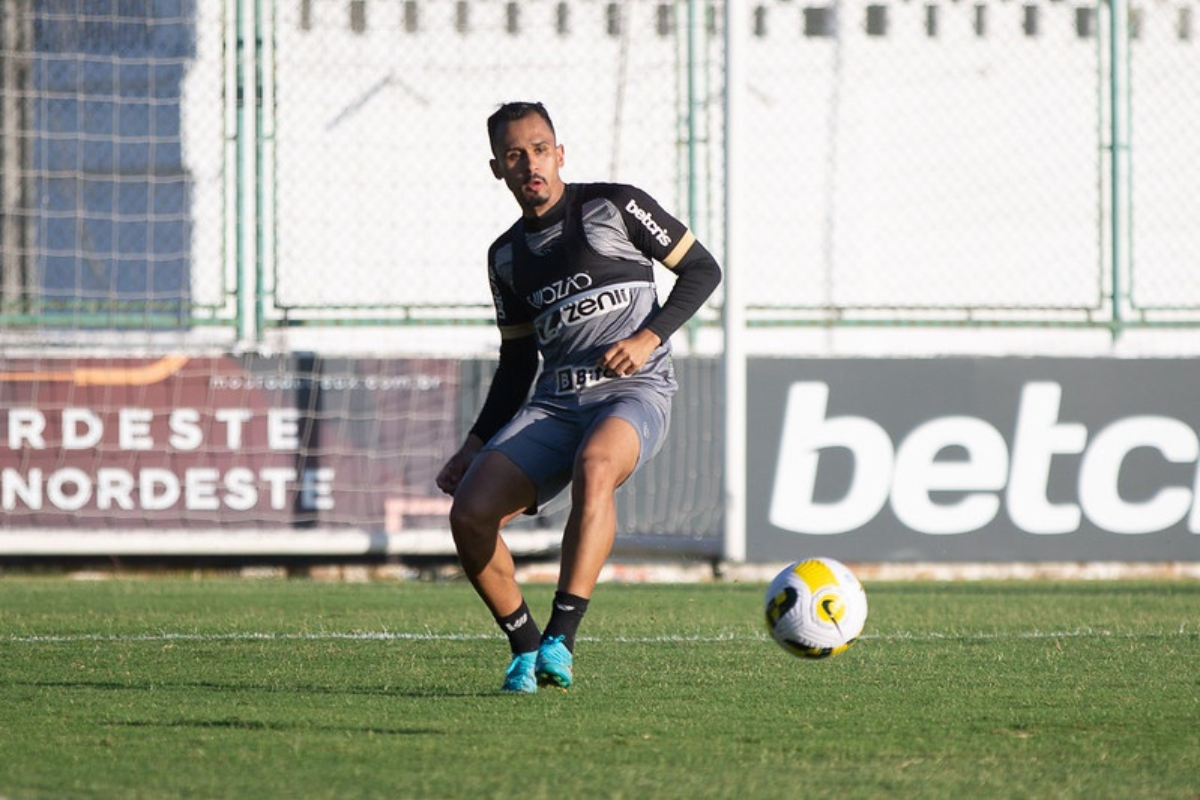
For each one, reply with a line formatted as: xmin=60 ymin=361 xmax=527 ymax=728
xmin=764 ymin=557 xmax=868 ymax=659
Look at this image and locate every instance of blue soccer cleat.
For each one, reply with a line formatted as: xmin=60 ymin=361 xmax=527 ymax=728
xmin=501 ymin=651 xmax=538 ymax=694
xmin=535 ymin=635 xmax=573 ymax=689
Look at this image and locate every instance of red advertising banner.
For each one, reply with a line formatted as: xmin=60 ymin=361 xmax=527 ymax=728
xmin=0 ymin=355 xmax=459 ymax=532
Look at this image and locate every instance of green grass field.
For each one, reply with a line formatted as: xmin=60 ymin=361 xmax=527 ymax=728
xmin=1 ymin=575 xmax=1197 ymax=799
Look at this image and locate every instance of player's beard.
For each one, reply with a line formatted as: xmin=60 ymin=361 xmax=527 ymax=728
xmin=522 ymin=174 xmax=552 ymax=208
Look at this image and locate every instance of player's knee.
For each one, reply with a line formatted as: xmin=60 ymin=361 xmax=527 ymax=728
xmin=448 ymin=497 xmax=498 ymax=544
xmin=574 ymin=450 xmax=632 ymax=496
xmin=449 ymin=510 xmax=501 ymax=574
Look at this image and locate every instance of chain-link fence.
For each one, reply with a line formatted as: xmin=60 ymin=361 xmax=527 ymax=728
xmin=270 ymin=0 xmax=721 ymax=328
xmin=1 ymin=0 xmax=1197 ymax=340
xmin=1128 ymin=2 xmax=1198 ymax=319
xmin=1 ymin=0 xmax=1198 ymax=557
xmin=0 ymin=0 xmax=231 ymax=337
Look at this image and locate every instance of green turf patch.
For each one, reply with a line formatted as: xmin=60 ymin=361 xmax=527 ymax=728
xmin=1 ymin=577 xmax=1197 ymax=798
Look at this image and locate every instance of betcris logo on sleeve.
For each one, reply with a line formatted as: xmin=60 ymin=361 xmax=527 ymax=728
xmin=625 ymin=198 xmax=673 ymax=248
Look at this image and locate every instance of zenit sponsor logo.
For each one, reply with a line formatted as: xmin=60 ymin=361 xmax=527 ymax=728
xmin=535 ymin=285 xmax=632 ymax=343
xmin=625 ymin=198 xmax=672 ymax=248
xmin=770 ymin=381 xmax=1200 ymax=536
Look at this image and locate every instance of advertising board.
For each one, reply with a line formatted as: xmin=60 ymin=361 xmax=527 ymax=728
xmin=0 ymin=355 xmax=458 ymax=534
xmin=748 ymin=359 xmax=1200 ymax=562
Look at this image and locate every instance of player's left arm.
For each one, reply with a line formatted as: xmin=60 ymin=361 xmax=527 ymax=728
xmin=600 ymin=187 xmax=722 ymax=375
xmin=644 ymin=237 xmax=722 ymax=345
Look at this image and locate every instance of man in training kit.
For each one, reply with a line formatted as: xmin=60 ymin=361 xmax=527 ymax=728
xmin=435 ymin=101 xmax=722 ymax=693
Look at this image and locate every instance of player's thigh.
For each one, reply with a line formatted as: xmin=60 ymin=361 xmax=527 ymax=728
xmin=574 ymin=415 xmax=643 ymax=490
xmin=452 ymin=449 xmax=538 ymax=526
xmin=578 ymin=394 xmax=671 ymax=484
xmin=484 ymin=403 xmax=580 ymax=511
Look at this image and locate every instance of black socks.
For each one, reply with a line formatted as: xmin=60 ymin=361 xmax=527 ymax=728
xmin=496 ymin=600 xmax=541 ymax=655
xmin=542 ymin=591 xmax=590 ymax=652
xmin=495 ymin=592 xmax=591 ymax=654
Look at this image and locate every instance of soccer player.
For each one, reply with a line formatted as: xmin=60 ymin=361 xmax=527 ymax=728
xmin=435 ymin=101 xmax=722 ymax=693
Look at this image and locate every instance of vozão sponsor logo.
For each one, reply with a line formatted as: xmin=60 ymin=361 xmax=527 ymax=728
xmin=527 ymin=272 xmax=593 ymax=309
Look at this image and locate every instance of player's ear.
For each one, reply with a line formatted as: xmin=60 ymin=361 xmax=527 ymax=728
xmin=490 ymin=158 xmax=502 ymax=179
xmin=556 ymin=144 xmax=565 ymax=168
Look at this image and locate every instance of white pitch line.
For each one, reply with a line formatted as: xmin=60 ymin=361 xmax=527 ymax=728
xmin=2 ymin=627 xmax=1192 ymax=645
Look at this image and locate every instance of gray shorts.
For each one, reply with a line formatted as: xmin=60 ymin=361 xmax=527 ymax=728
xmin=483 ymin=393 xmax=671 ymax=513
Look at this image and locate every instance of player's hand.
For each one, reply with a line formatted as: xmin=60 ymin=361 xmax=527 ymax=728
xmin=436 ymin=435 xmax=484 ymax=496
xmin=600 ymin=329 xmax=662 ymax=377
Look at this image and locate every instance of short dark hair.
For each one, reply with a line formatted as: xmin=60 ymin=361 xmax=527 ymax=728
xmin=487 ymin=101 xmax=556 ymax=150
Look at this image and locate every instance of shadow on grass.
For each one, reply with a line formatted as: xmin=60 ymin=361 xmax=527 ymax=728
xmin=9 ymin=678 xmax=498 ymax=700
xmin=105 ymin=718 xmax=441 ymax=736
xmin=870 ymin=582 xmax=1200 ymax=598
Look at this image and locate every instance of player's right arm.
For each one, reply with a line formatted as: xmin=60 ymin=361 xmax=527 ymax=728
xmin=468 ymin=328 xmax=538 ymax=444
xmin=437 ymin=236 xmax=538 ymax=496
xmin=436 ymin=331 xmax=537 ymax=496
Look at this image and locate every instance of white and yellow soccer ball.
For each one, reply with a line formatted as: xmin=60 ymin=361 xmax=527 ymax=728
xmin=763 ymin=557 xmax=868 ymax=659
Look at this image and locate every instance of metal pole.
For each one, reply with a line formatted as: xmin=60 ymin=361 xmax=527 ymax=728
xmin=1 ymin=1 xmax=32 ymax=313
xmin=258 ymin=0 xmax=275 ymax=338
xmin=238 ymin=0 xmax=259 ymax=346
xmin=686 ymin=0 xmax=699 ymax=230
xmin=722 ymin=0 xmax=747 ymax=564
xmin=1107 ymin=0 xmax=1130 ymax=336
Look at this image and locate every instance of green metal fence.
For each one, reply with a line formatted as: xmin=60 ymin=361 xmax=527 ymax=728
xmin=1 ymin=0 xmax=1197 ymax=345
